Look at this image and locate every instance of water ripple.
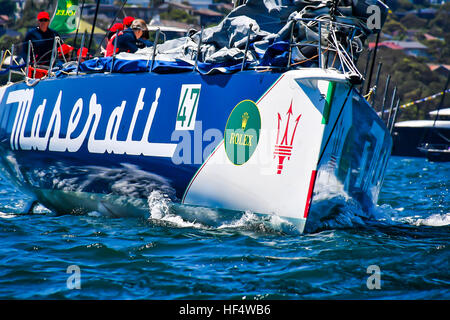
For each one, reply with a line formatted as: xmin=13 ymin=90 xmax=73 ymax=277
xmin=0 ymin=157 xmax=448 ymax=299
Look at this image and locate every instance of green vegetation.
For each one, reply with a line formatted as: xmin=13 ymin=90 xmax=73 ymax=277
xmin=359 ymin=2 xmax=450 ymax=121
xmin=0 ymin=0 xmax=448 ymax=121
xmin=0 ymin=0 xmax=16 ymax=16
xmin=160 ymin=8 xmax=198 ymax=25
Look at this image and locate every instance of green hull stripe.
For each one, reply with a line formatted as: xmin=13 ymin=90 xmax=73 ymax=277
xmin=322 ymin=81 xmax=336 ymax=124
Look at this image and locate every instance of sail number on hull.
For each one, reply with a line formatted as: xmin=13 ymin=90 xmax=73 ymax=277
xmin=176 ymin=85 xmax=201 ymax=131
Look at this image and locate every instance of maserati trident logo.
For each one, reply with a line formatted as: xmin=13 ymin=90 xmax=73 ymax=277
xmin=274 ymin=100 xmax=301 ymax=174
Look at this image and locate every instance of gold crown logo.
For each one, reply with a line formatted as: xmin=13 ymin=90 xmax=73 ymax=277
xmin=241 ymin=112 xmax=249 ymax=130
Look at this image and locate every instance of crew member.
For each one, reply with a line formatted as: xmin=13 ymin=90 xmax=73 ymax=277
xmin=77 ymin=47 xmax=90 ymax=62
xmin=57 ymin=43 xmax=74 ymax=62
xmin=115 ymin=19 xmax=149 ymax=54
xmin=106 ymin=22 xmax=124 ymax=40
xmin=104 ymin=23 xmax=124 ymax=57
xmin=23 ymin=11 xmax=61 ymax=66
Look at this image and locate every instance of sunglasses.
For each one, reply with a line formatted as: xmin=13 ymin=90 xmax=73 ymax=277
xmin=39 ymin=19 xmax=49 ymax=22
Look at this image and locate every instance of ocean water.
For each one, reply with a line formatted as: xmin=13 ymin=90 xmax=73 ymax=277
xmin=0 ymin=156 xmax=448 ymax=300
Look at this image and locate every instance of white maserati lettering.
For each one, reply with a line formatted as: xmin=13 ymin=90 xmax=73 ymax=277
xmin=6 ymin=87 xmax=176 ymax=158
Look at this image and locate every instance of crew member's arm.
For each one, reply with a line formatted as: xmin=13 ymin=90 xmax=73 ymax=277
xmin=117 ymin=32 xmax=139 ymax=53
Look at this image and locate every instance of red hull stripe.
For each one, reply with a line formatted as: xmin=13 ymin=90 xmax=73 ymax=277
xmin=303 ymin=170 xmax=318 ymax=219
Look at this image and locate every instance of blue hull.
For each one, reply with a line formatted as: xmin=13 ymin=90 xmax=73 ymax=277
xmin=0 ymin=71 xmax=279 ymax=208
xmin=0 ymin=69 xmax=392 ymax=232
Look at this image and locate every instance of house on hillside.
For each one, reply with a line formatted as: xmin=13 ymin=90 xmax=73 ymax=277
xmin=82 ymin=3 xmax=160 ymax=22
xmin=165 ymin=2 xmax=195 ymax=15
xmin=194 ymin=8 xmax=223 ymax=26
xmin=369 ymin=40 xmax=429 ymax=57
xmin=0 ymin=15 xmax=9 ymax=37
xmin=189 ymin=0 xmax=214 ymax=9
xmin=210 ymin=2 xmax=234 ymax=14
xmin=427 ymin=64 xmax=450 ymax=77
xmin=394 ymin=8 xmax=438 ymax=20
xmin=423 ymin=33 xmax=445 ymax=42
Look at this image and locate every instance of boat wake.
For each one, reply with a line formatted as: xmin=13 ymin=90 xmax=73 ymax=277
xmin=406 ymin=213 xmax=450 ymax=227
xmin=380 ymin=207 xmax=450 ymax=227
xmin=146 ymin=190 xmax=301 ymax=235
xmin=147 ymin=190 xmax=206 ymax=229
xmin=2 ymin=190 xmax=446 ymax=236
xmin=144 ymin=189 xmax=449 ymax=236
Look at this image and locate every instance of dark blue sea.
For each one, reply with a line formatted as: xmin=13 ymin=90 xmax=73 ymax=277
xmin=0 ymin=156 xmax=448 ymax=300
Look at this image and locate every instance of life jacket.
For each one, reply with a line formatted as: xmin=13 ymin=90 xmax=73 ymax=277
xmin=27 ymin=66 xmax=48 ymax=79
xmin=105 ymin=31 xmax=123 ymax=57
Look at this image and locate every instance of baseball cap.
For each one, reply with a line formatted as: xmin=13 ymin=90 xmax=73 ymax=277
xmin=37 ymin=12 xmax=50 ymax=21
xmin=123 ymin=16 xmax=135 ymax=27
xmin=109 ymin=23 xmax=124 ymax=32
xmin=130 ymin=19 xmax=148 ymax=31
xmin=57 ymin=44 xmax=74 ymax=56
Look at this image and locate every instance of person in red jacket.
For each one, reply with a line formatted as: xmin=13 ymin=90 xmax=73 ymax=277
xmin=104 ymin=23 xmax=124 ymax=57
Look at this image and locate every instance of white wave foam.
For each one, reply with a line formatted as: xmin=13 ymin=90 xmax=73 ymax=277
xmin=147 ymin=190 xmax=206 ymax=229
xmin=146 ymin=192 xmax=299 ymax=234
xmin=408 ymin=213 xmax=450 ymax=227
xmin=0 ymin=211 xmax=16 ymax=219
xmin=370 ymin=204 xmax=450 ymax=228
xmin=87 ymin=211 xmax=103 ymax=217
xmin=218 ymin=210 xmax=298 ymax=234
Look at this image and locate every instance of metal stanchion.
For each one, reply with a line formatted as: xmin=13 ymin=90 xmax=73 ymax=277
xmin=149 ymin=28 xmax=160 ymax=72
xmin=194 ymin=27 xmax=203 ymax=72
xmin=76 ymin=32 xmax=86 ymax=76
xmin=241 ymin=24 xmax=252 ymax=72
xmin=287 ymin=20 xmax=295 ymax=69
xmin=26 ymin=41 xmax=31 ymax=79
xmin=387 ymin=86 xmax=397 ymax=129
xmin=318 ymin=21 xmax=322 ymax=69
xmin=360 ymin=50 xmax=372 ymax=94
xmin=8 ymin=44 xmax=14 ymax=84
xmin=380 ymin=74 xmax=391 ymax=122
xmin=49 ymin=37 xmax=58 ymax=77
xmin=110 ymin=30 xmax=119 ymax=73
xmin=390 ymin=98 xmax=400 ymax=134
xmin=370 ymin=62 xmax=382 ymax=109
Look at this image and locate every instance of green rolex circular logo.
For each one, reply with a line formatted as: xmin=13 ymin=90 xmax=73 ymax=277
xmin=224 ymin=100 xmax=261 ymax=165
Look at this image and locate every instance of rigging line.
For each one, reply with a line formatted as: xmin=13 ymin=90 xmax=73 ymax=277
xmin=87 ymin=0 xmax=101 ymax=52
xmin=94 ymin=0 xmax=129 ymax=56
xmin=377 ymin=88 xmax=450 ymax=114
xmin=330 ymin=29 xmax=359 ymax=76
xmin=72 ymin=0 xmax=85 ymax=54
xmin=0 ymin=50 xmax=10 ymax=68
xmin=365 ymin=31 xmax=380 ymax=95
xmin=434 ymin=130 xmax=450 ymax=143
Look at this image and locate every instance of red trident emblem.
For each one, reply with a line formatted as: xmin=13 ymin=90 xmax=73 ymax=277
xmin=274 ymin=100 xmax=301 ymax=174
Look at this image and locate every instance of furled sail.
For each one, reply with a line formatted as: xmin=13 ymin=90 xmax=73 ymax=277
xmin=136 ymin=0 xmax=388 ymax=67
